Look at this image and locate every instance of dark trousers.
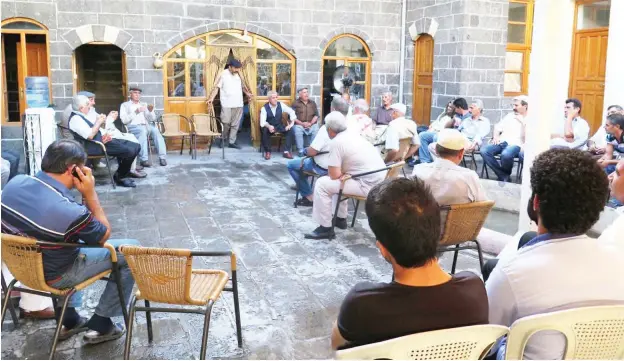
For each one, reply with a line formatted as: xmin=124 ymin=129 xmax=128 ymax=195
xmin=261 ymin=126 xmax=293 ymax=153
xmin=1 ymin=150 xmax=20 ymax=179
xmin=92 ymin=139 xmax=140 ymax=178
xmin=482 ymin=231 xmax=537 ymax=282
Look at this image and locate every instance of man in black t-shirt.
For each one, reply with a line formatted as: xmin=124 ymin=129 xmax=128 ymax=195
xmin=331 ymin=178 xmax=488 ymax=350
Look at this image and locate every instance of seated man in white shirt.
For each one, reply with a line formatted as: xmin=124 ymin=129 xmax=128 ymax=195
xmin=550 ymin=98 xmax=590 ymax=149
xmin=120 ymin=87 xmax=168 ymax=167
xmin=260 ymin=91 xmax=297 ymax=160
xmin=346 ymin=99 xmax=375 ymax=142
xmin=68 ymin=95 xmax=140 ymax=188
xmin=383 ymin=103 xmax=420 ymax=163
xmin=486 ymin=148 xmax=623 ymax=360
xmin=599 ymin=160 xmax=623 ymax=243
xmin=305 ymin=112 xmax=387 ymax=240
xmin=459 ymin=99 xmax=491 ymax=152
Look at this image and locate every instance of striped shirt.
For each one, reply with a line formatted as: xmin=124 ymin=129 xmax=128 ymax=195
xmin=1 ymin=172 xmax=107 ymax=280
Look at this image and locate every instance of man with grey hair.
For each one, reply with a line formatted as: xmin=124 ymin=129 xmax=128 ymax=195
xmin=347 ymin=98 xmax=375 ymax=141
xmin=384 ymin=103 xmax=420 ymax=163
xmin=292 ymin=87 xmax=320 ymax=156
xmin=331 ymin=95 xmax=350 ymax=117
xmin=459 ymin=99 xmax=491 ymax=152
xmin=69 ymin=95 xmax=140 ymax=187
xmin=305 ymin=111 xmax=387 ymax=240
xmin=260 ymin=91 xmax=297 ymax=159
xmin=372 ymin=91 xmax=394 ymax=127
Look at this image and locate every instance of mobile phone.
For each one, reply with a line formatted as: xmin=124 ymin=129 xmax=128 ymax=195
xmin=72 ymin=167 xmax=81 ymax=179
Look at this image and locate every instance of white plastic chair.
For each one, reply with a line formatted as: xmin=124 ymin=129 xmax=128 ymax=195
xmin=335 ymin=325 xmax=509 ymax=360
xmin=505 ymin=305 xmax=624 ymax=360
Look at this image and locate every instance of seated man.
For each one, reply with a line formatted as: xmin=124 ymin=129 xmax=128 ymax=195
xmin=429 ymin=101 xmax=456 ymax=133
xmin=412 ymin=129 xmax=487 ymax=206
xmin=260 ymin=91 xmax=297 ymax=160
xmin=120 ymin=87 xmax=167 ymax=167
xmin=486 ymin=148 xmax=623 ymax=360
xmin=1 ymin=157 xmax=9 ymax=187
xmin=1 ymin=149 xmax=20 ymax=182
xmin=383 ymin=103 xmax=420 ymax=163
xmin=586 ymin=105 xmax=622 ymax=157
xmin=459 ymin=99 xmax=491 ymax=152
xmin=550 ymin=98 xmax=590 ymax=149
xmin=598 ymin=112 xmax=624 ymax=175
xmin=69 ymin=94 xmax=140 ymax=188
xmin=347 ymin=99 xmax=375 ymax=142
xmin=370 ymin=92 xmax=394 ymax=143
xmin=331 ymin=177 xmax=488 ymax=350
xmin=291 ymin=87 xmax=320 ymax=156
xmin=305 ymin=112 xmax=386 ymax=240
xmin=599 ymin=160 xmax=623 ymax=242
xmin=419 ymin=98 xmax=468 ymax=164
xmin=1 ymin=140 xmax=138 ymax=344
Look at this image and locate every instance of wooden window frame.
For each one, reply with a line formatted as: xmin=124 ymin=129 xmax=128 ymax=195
xmin=504 ymin=0 xmax=534 ymax=97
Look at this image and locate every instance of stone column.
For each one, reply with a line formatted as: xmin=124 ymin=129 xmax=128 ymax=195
xmin=602 ymin=0 xmax=624 ymax=119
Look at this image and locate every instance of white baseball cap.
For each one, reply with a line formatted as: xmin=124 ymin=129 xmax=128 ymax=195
xmin=437 ymin=129 xmax=466 ymax=151
xmin=389 ymin=103 xmax=406 ymax=114
xmin=514 ymin=95 xmax=529 ymax=104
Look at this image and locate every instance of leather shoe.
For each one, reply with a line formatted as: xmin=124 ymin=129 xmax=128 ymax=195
xmin=264 ymin=152 xmax=271 ymax=160
xmin=335 ymin=217 xmax=348 ymax=230
xmin=228 ymin=142 xmax=241 ymax=149
xmin=159 ymin=158 xmax=167 ymax=166
xmin=135 ymin=163 xmax=144 ymax=171
xmin=304 ymin=226 xmax=335 ymax=240
xmin=295 ymin=197 xmax=313 ymax=207
xmin=20 ymin=307 xmax=55 ymax=320
xmin=140 ymin=160 xmax=152 ymax=168
xmin=114 ymin=175 xmax=136 ymax=188
xmin=129 ymin=170 xmax=147 ymax=178
xmin=283 ymin=151 xmax=293 ymax=159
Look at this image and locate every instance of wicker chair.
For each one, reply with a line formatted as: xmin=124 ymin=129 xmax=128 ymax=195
xmin=190 ymin=113 xmax=224 ymax=160
xmin=57 ymin=124 xmax=116 ymax=189
xmin=505 ymin=305 xmax=624 ymax=360
xmin=438 ymin=200 xmax=495 ymax=274
xmin=332 ymin=161 xmax=406 ymax=228
xmin=336 ymin=324 xmax=509 ymax=360
xmin=0 ymin=234 xmax=128 ymax=360
xmin=158 ymin=113 xmax=193 ymax=157
xmin=119 ymin=246 xmax=243 ymax=360
xmin=293 ymin=151 xmax=329 ymax=208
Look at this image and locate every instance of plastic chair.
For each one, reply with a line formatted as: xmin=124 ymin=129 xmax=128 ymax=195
xmin=0 ymin=234 xmax=128 ymax=360
xmin=438 ymin=200 xmax=495 ymax=274
xmin=119 ymin=246 xmax=243 ymax=360
xmin=505 ymin=305 xmax=624 ymax=360
xmin=190 ymin=113 xmax=224 ymax=159
xmin=332 ymin=161 xmax=406 ymax=228
xmin=159 ymin=113 xmax=193 ymax=157
xmin=336 ymin=324 xmax=509 ymax=360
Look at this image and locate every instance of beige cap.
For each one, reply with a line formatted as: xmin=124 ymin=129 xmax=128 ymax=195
xmin=437 ymin=129 xmax=466 ymax=151
xmin=514 ymin=95 xmax=529 ymax=104
xmin=389 ymin=103 xmax=406 ymax=114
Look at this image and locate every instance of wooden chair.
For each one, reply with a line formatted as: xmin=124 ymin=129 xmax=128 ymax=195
xmin=190 ymin=113 xmax=224 ymax=160
xmin=0 ymin=234 xmax=128 ymax=360
xmin=158 ymin=113 xmax=193 ymax=157
xmin=336 ymin=324 xmax=509 ymax=360
xmin=119 ymin=246 xmax=243 ymax=360
xmin=332 ymin=161 xmax=406 ymax=228
xmin=57 ymin=124 xmax=116 ymax=189
xmin=293 ymin=151 xmax=329 ymax=208
xmin=505 ymin=305 xmax=624 ymax=360
xmin=438 ymin=200 xmax=495 ymax=274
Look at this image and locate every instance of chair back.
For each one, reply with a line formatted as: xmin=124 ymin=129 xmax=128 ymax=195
xmin=191 ymin=113 xmax=220 ymax=135
xmin=119 ymin=246 xmax=202 ymax=306
xmin=0 ymin=234 xmax=63 ymax=295
xmin=439 ymin=201 xmax=495 ymax=247
xmin=385 ymin=161 xmax=406 ymax=179
xmin=336 ymin=324 xmax=509 ymax=360
xmin=161 ymin=113 xmax=183 ymax=135
xmin=505 ymin=305 xmax=624 ymax=360
xmin=397 ymin=138 xmax=412 ymax=160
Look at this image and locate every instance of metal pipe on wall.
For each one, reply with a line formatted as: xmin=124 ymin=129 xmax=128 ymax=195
xmin=398 ymin=0 xmax=407 ymax=104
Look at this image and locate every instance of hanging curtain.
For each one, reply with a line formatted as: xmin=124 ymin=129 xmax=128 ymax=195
xmin=205 ymin=46 xmax=230 ymax=118
xmin=231 ymin=47 xmax=258 ymax=146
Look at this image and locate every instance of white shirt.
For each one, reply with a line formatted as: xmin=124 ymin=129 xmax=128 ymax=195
xmin=69 ymin=111 xmax=101 ymax=140
xmin=120 ymin=100 xmax=156 ymax=126
xmin=588 ymin=126 xmax=608 ymax=149
xmin=460 ymin=116 xmax=491 ymax=145
xmin=259 ymin=102 xmax=297 ymax=128
xmin=598 ymin=213 xmax=624 ymax=243
xmin=551 ymin=117 xmax=590 ymax=149
xmin=430 ymin=113 xmax=452 ymax=132
xmin=486 ymin=234 xmax=624 ymax=360
xmin=309 ymin=125 xmax=331 ymax=169
xmin=328 ymin=131 xmax=386 ymax=185
xmin=87 ymin=107 xmax=137 ymax=143
xmin=496 ymin=112 xmax=525 ymax=146
xmin=384 ymin=117 xmax=420 ymax=151
xmin=218 ymin=70 xmax=244 ymax=108
xmin=411 ymin=158 xmax=487 ymax=205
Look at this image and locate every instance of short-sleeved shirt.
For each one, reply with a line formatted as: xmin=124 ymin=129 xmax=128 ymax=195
xmin=384 ymin=117 xmax=420 ymax=150
xmin=309 ymin=125 xmax=331 ymax=169
xmin=328 ymin=131 xmax=386 ymax=185
xmin=372 ymin=106 xmax=393 ymax=126
xmin=292 ymin=98 xmax=319 ymax=123
xmin=459 ymin=116 xmax=491 ymax=145
xmin=337 ymin=271 xmax=489 ymax=349
xmin=607 ymin=132 xmax=624 ymax=153
xmin=1 ymin=172 xmax=108 ymax=280
xmin=218 ymin=70 xmax=244 ymax=108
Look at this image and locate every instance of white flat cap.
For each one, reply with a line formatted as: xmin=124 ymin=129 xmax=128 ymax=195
xmin=389 ymin=103 xmax=406 ymax=114
xmin=437 ymin=129 xmax=466 ymax=151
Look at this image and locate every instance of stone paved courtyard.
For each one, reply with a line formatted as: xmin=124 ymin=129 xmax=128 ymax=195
xmin=1 ymin=144 xmax=509 ymax=360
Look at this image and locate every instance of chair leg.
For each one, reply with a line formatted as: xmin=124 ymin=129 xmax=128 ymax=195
xmin=232 ymin=270 xmax=243 ymax=348
xmin=351 ymin=200 xmax=360 ymax=228
xmin=180 ymin=135 xmax=185 ymax=155
xmin=145 ymin=299 xmax=153 ymax=342
xmin=111 ymin=261 xmax=128 ymax=327
xmin=451 ymin=244 xmax=460 ymax=275
xmin=1 ymin=275 xmax=19 ymax=327
xmin=49 ymin=289 xmax=75 ymax=360
xmin=104 ymin=155 xmax=116 ymax=189
xmin=294 ymin=189 xmax=300 ymax=208
xmin=208 ymin=136 xmax=213 ymax=156
xmin=222 ymin=134 xmax=225 ymax=160
xmin=461 ymin=158 xmax=467 ymax=168
xmin=332 ymin=190 xmax=344 ymax=229
xmin=402 ymin=168 xmax=407 ymax=178
xmin=471 ymin=156 xmax=478 ymax=171
xmin=473 ymin=240 xmax=485 ymax=271
xmin=123 ymin=295 xmax=138 ymax=360
xmin=199 ymin=300 xmax=215 ymax=360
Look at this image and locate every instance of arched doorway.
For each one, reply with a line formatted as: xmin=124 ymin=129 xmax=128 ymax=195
xmin=412 ymin=34 xmax=434 ymax=124
xmin=1 ymin=17 xmax=51 ymax=124
xmin=73 ymin=44 xmax=127 ymax=115
xmin=162 ymin=30 xmax=296 ymax=147
xmin=321 ymin=34 xmax=371 ymax=118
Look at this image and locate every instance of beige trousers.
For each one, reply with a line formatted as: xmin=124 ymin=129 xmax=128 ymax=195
xmin=312 ymin=176 xmax=371 ymax=228
xmin=221 ymin=107 xmax=244 ymax=144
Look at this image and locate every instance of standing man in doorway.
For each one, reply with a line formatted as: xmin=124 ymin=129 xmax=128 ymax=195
xmin=206 ymin=59 xmax=254 ymax=149
xmin=120 ymin=87 xmax=168 ymax=167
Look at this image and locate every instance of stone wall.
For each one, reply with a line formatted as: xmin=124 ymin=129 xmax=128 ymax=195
xmin=403 ymin=0 xmax=508 ymax=123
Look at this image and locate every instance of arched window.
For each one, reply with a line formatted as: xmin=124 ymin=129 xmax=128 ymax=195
xmin=321 ymin=34 xmax=371 ymax=117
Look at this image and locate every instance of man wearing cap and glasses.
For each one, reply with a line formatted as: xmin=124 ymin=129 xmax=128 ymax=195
xmin=383 ymin=103 xmax=420 ymax=163
xmin=120 ymin=87 xmax=168 ymax=167
xmin=207 ymin=59 xmax=254 ymax=149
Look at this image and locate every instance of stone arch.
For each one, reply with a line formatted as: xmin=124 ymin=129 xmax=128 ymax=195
xmin=318 ymin=26 xmax=376 ymax=56
xmin=61 ymin=24 xmax=133 ymax=50
xmin=165 ymin=21 xmax=296 ymax=56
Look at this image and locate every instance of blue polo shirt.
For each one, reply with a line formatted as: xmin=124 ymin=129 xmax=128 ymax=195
xmin=1 ymin=172 xmax=107 ymax=280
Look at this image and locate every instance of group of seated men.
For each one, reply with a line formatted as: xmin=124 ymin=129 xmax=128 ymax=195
xmin=60 ymin=87 xmax=168 ymax=188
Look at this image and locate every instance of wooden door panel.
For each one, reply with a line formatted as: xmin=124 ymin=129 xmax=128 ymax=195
xmin=2 ymin=35 xmax=7 ymax=122
xmin=413 ymin=35 xmax=434 ymax=125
